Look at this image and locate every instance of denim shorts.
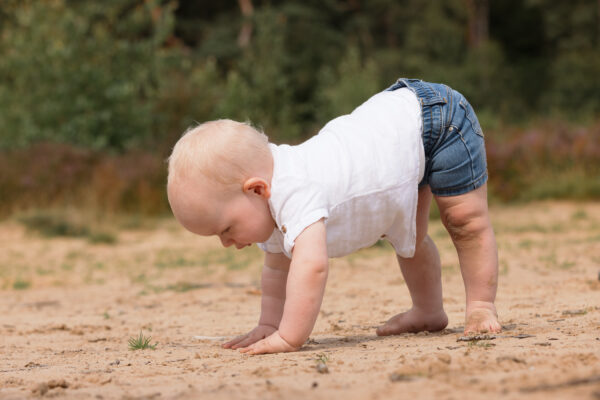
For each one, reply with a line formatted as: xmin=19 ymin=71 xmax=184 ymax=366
xmin=386 ymin=78 xmax=488 ymax=196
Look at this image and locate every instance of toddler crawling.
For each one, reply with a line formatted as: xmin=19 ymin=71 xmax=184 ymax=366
xmin=167 ymin=78 xmax=501 ymax=355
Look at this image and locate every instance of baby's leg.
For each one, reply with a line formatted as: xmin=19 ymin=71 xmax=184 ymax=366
xmin=376 ymin=186 xmax=448 ymax=336
xmin=434 ymin=183 xmax=501 ymax=334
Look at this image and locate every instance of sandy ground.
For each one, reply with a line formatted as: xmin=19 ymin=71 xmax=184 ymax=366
xmin=1 ymin=201 xmax=599 ymax=400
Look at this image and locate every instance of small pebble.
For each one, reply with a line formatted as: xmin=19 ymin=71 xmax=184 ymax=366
xmin=389 ymin=373 xmax=415 ymax=382
xmin=316 ymin=362 xmax=329 ymax=374
xmin=512 ymin=334 xmax=535 ymax=339
xmin=31 ymin=379 xmax=69 ymax=395
xmin=496 ymin=356 xmax=526 ymax=364
xmin=48 ymin=379 xmax=69 ymax=389
xmin=562 ymin=309 xmax=587 ymax=316
xmin=32 ymin=383 xmax=49 ymax=395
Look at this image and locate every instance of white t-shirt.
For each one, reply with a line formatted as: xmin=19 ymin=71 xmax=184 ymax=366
xmin=258 ymin=88 xmax=424 ymax=259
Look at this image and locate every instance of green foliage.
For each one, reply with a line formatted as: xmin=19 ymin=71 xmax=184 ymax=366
xmin=316 ymin=47 xmax=381 ymax=124
xmin=0 ymin=0 xmax=599 ymax=209
xmin=2 ymin=0 xmax=599 ymax=148
xmin=546 ymin=51 xmax=600 ymax=119
xmin=128 ymin=331 xmax=157 ymax=350
xmin=216 ymin=8 xmax=301 ymax=142
xmin=156 ymin=57 xmax=224 ymax=146
xmin=0 ymin=0 xmax=176 ymax=150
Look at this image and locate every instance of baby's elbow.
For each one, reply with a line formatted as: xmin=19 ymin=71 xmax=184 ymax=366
xmin=294 ymin=254 xmax=328 ymax=277
xmin=309 ymin=258 xmax=329 ymax=278
xmin=291 ymin=244 xmax=329 ymax=278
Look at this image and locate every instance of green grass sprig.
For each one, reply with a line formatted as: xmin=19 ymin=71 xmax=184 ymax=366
xmin=128 ymin=331 xmax=157 ymax=351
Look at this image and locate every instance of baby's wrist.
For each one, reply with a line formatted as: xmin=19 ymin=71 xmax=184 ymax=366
xmin=257 ymin=318 xmax=279 ymax=329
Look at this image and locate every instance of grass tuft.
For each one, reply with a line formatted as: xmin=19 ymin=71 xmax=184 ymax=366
xmin=17 ymin=210 xmax=117 ymax=244
xmin=12 ymin=279 xmax=31 ymax=290
xmin=315 ymin=353 xmax=329 ymax=364
xmin=571 ymin=209 xmax=588 ymax=221
xmin=128 ymin=331 xmax=157 ymax=350
xmin=18 ymin=211 xmax=89 ymax=238
xmin=87 ymin=231 xmax=117 ymax=244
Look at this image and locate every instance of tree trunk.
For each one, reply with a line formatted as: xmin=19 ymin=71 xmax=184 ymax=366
xmin=464 ymin=0 xmax=489 ymax=48
xmin=237 ymin=0 xmax=254 ymax=48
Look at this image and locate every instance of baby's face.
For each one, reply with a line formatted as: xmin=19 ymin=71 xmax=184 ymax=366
xmin=169 ymin=179 xmax=276 ymax=249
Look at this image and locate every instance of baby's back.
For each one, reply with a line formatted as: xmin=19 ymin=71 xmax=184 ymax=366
xmin=265 ymin=88 xmax=424 ymax=258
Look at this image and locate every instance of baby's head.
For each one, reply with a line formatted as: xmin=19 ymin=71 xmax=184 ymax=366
xmin=167 ymin=119 xmax=276 ymax=248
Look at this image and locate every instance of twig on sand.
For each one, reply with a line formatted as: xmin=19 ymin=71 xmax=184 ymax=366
xmin=193 ymin=335 xmax=230 ymax=341
xmin=457 ymin=334 xmax=496 ymax=342
xmin=520 ymin=375 xmax=600 ymax=393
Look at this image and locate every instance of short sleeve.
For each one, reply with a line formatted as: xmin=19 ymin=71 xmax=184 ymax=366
xmin=270 ymin=177 xmax=329 ymax=256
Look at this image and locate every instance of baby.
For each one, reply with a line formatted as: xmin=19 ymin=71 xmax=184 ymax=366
xmin=167 ymin=78 xmax=501 ymax=355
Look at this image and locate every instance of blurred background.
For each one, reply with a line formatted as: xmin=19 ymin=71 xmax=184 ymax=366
xmin=0 ymin=0 xmax=599 ymax=218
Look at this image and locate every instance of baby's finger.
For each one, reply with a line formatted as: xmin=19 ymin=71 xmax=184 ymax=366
xmin=222 ymin=334 xmax=248 ymax=349
xmin=231 ymin=335 xmax=261 ymax=350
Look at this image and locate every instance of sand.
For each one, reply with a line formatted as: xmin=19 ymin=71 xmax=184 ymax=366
xmin=1 ymin=201 xmax=599 ymax=399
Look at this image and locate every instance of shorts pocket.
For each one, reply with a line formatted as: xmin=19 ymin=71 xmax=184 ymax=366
xmin=420 ymin=95 xmax=447 ymax=106
xmin=459 ymin=98 xmax=484 ymax=138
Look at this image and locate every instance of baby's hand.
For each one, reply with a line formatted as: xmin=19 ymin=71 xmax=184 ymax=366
xmin=238 ymin=331 xmax=299 ymax=355
xmin=222 ymin=325 xmax=277 ymax=350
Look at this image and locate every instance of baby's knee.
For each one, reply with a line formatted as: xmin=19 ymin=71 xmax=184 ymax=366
xmin=441 ymin=205 xmax=490 ymax=242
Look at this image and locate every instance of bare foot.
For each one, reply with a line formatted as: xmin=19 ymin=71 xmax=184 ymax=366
xmin=464 ymin=303 xmax=501 ymax=334
xmin=376 ymin=307 xmax=448 ymax=336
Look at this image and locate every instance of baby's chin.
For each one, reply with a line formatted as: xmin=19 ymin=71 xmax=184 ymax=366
xmin=258 ymin=229 xmax=276 ymax=243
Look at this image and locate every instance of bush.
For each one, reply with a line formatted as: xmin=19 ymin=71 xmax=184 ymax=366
xmin=0 ymin=143 xmax=167 ymax=217
xmin=0 ymin=0 xmax=176 ymax=150
xmin=215 ymin=8 xmax=302 ymax=142
xmin=316 ymin=47 xmax=381 ymax=125
xmin=486 ymin=121 xmax=600 ymax=201
xmin=546 ymin=51 xmax=600 ymax=119
xmin=17 ymin=209 xmax=117 ymax=244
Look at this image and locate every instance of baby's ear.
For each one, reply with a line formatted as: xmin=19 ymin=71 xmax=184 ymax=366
xmin=243 ymin=177 xmax=271 ymax=199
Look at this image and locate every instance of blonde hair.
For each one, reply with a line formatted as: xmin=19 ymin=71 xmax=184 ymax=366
xmin=167 ymin=119 xmax=270 ymax=189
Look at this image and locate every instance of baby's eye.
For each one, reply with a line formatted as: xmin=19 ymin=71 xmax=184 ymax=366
xmin=221 ymin=227 xmax=231 ymax=235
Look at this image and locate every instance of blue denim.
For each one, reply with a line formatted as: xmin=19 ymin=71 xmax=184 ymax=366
xmin=386 ymin=78 xmax=488 ymax=196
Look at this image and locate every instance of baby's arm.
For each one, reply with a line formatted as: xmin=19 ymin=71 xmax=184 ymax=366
xmin=222 ymin=252 xmax=290 ymax=349
xmin=238 ymin=219 xmax=329 ymax=355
